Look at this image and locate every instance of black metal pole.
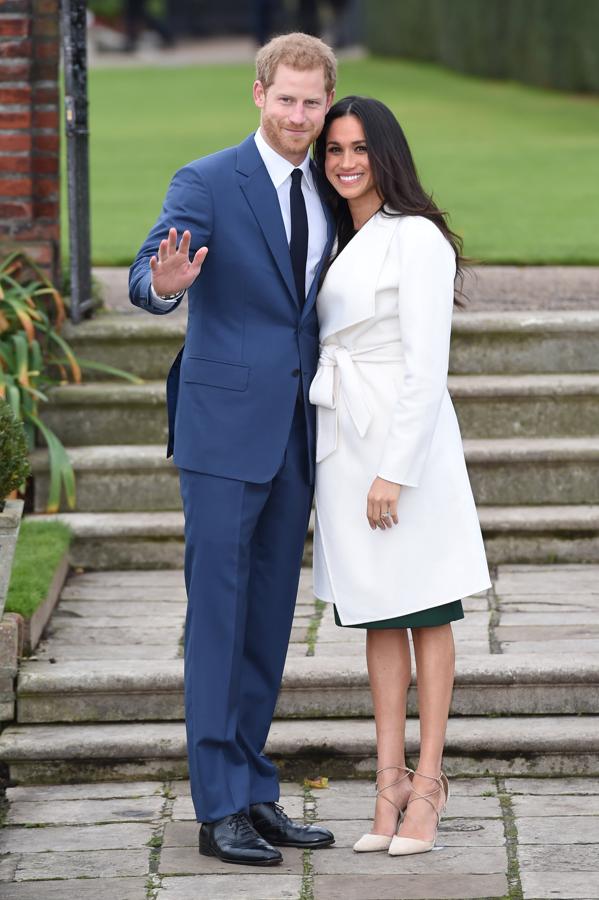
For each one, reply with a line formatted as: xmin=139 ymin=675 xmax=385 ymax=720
xmin=61 ymin=0 xmax=94 ymax=323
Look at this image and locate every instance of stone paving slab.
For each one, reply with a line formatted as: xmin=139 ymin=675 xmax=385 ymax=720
xmin=6 ymin=781 xmax=163 ymax=800
xmin=159 ymin=844 xmax=304 ymax=876
xmin=43 ymin=625 xmax=184 ymax=645
xmin=57 ymin=600 xmax=187 ymax=617
xmin=33 ymin=643 xmax=182 ymax=660
xmin=518 ymin=843 xmax=599 ymax=870
xmin=516 ymin=815 xmax=599 ymax=844
xmin=0 ymin=878 xmax=148 ymax=899
xmin=311 ymin=873 xmax=509 ymax=900
xmin=501 ymin=639 xmax=599 ymax=654
xmin=59 ymin=585 xmax=188 ymax=601
xmin=323 ymin=777 xmax=497 ymax=796
xmin=520 ymin=871 xmax=599 ymax=899
xmin=511 ymin=794 xmax=599 ymax=816
xmin=500 ymin=611 xmax=599 ymax=624
xmin=156 ymin=874 xmax=303 ymax=899
xmin=65 ymin=570 xmax=186 ymax=587
xmin=311 ymin=845 xmax=507 ymax=875
xmin=50 ymin=615 xmax=186 ymax=629
xmin=504 ymin=777 xmax=599 ymax=794
xmin=499 ymin=597 xmax=599 ymax=610
xmin=12 ymin=847 xmax=150 ymax=881
xmin=6 ymin=796 xmax=164 ymax=825
xmin=314 ymin=794 xmax=501 ymax=821
xmin=0 ymin=822 xmax=152 ymax=852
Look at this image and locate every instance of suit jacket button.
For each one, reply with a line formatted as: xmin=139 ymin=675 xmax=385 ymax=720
xmin=291 ymin=368 xmax=300 ymax=377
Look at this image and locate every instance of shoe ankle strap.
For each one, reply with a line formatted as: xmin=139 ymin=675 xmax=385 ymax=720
xmin=375 ymin=765 xmax=414 ymax=778
xmin=374 ymin=766 xmax=413 ymax=814
xmin=406 ymin=771 xmax=448 ymax=823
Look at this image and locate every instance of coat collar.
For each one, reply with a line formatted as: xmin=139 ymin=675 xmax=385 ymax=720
xmin=317 ymin=211 xmax=402 ymax=340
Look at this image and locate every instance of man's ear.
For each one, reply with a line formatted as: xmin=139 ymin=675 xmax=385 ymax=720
xmin=253 ymin=79 xmax=266 ymax=109
xmin=325 ymin=89 xmax=336 ymax=114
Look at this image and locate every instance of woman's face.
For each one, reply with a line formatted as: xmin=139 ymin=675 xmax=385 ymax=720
xmin=324 ymin=114 xmax=380 ymax=207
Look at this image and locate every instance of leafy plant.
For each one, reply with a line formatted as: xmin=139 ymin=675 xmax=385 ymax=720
xmin=0 ymin=398 xmax=30 ymax=512
xmin=0 ymin=251 xmax=141 ymax=512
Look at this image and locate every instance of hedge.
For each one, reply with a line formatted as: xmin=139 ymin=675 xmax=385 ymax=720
xmin=365 ymin=0 xmax=599 ymax=93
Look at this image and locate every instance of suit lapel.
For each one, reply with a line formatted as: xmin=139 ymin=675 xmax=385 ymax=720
xmin=236 ymin=136 xmax=298 ymax=308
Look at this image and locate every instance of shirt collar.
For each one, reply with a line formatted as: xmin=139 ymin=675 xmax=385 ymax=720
xmin=254 ymin=128 xmax=315 ymax=191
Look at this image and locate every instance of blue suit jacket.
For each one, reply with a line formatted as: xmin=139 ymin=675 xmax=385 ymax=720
xmin=129 ymin=134 xmax=334 ymax=484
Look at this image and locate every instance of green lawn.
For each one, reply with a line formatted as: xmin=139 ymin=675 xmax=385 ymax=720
xmin=5 ymin=520 xmax=71 ymax=619
xmin=69 ymin=56 xmax=599 ymax=265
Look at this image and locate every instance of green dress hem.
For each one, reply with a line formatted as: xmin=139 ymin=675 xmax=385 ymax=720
xmin=333 ymin=599 xmax=464 ymax=629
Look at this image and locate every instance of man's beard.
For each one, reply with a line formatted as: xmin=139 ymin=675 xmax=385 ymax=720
xmin=261 ymin=115 xmax=315 ymax=159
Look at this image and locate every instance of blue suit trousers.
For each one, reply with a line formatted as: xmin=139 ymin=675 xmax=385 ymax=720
xmin=178 ymin=401 xmax=312 ymax=823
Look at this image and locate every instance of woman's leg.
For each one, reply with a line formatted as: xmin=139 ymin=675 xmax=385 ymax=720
xmin=366 ymin=628 xmax=413 ymax=835
xmin=397 ymin=623 xmax=455 ymax=840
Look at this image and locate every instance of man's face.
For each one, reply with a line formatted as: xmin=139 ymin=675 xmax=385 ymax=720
xmin=254 ymin=63 xmax=335 ymax=165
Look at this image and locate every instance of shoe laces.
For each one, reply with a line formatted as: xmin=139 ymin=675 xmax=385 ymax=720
xmin=272 ymin=802 xmax=291 ymax=824
xmin=228 ymin=812 xmax=258 ymax=839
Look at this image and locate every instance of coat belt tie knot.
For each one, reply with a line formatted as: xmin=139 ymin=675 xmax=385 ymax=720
xmin=309 ymin=341 xmax=404 ymax=463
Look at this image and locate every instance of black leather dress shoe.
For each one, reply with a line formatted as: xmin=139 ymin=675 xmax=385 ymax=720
xmin=199 ymin=812 xmax=282 ymax=866
xmin=249 ymin=801 xmax=335 ymax=848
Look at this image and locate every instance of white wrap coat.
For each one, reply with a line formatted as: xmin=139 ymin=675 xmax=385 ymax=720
xmin=309 ymin=211 xmax=491 ymax=625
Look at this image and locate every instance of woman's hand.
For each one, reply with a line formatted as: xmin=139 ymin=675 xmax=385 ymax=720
xmin=367 ymin=477 xmax=401 ymax=530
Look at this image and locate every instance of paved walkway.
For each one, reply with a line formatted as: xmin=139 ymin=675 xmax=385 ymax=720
xmin=1 ymin=565 xmax=599 ymax=896
xmin=2 ymin=775 xmax=599 ymax=898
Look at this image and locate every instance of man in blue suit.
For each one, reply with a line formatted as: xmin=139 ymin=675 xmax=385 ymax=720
xmin=129 ymin=33 xmax=336 ymax=866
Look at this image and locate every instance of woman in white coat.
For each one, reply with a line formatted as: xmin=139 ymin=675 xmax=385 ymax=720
xmin=310 ymin=97 xmax=491 ymax=856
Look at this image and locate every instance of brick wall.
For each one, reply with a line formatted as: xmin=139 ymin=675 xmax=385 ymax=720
xmin=0 ymin=0 xmax=60 ymax=280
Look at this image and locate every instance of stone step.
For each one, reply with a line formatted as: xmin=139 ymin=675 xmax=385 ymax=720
xmin=0 ymin=716 xmax=597 ymax=784
xmin=41 ymin=374 xmax=599 ymax=446
xmin=93 ymin=264 xmax=599 ymax=313
xmin=15 ymin=654 xmax=599 ymax=724
xmin=30 ymin=438 xmax=599 ymax=512
xmin=64 ymin=310 xmax=599 ymax=378
xmin=37 ymin=505 xmax=599 ymax=568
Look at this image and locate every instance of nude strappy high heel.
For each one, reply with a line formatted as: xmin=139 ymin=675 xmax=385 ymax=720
xmin=353 ymin=765 xmax=414 ymax=852
xmin=388 ymin=770 xmax=449 ymax=856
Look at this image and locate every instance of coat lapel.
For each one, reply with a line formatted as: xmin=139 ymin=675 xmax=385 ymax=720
xmin=317 ymin=212 xmax=402 ymax=340
xmin=236 ymin=135 xmax=298 ymax=308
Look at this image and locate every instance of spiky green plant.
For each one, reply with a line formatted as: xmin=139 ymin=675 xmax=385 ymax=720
xmin=0 ymin=251 xmax=141 ymax=512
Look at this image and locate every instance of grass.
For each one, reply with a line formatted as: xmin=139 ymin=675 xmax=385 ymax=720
xmin=4 ymin=520 xmax=71 ymax=619
xmin=67 ymin=56 xmax=599 ymax=267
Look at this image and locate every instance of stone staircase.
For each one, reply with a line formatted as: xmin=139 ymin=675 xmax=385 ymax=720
xmin=30 ymin=305 xmax=599 ymax=567
xmin=1 ymin=564 xmax=599 ymax=784
xmin=2 ymin=270 xmax=599 ymax=785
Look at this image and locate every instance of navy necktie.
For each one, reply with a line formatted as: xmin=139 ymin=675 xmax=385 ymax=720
xmin=290 ymin=168 xmax=308 ymax=308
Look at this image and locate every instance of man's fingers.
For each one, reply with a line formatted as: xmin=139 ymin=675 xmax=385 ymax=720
xmin=191 ymin=246 xmax=209 ymax=272
xmin=178 ymin=229 xmax=191 ymax=256
xmin=149 ymin=255 xmax=157 ymax=271
xmin=167 ymin=227 xmax=177 ymax=254
xmin=158 ymin=239 xmax=168 ymax=263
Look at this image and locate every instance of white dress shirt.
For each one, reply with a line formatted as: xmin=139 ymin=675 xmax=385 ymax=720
xmin=150 ymin=129 xmax=328 ymax=306
xmin=253 ymin=127 xmax=328 ymax=297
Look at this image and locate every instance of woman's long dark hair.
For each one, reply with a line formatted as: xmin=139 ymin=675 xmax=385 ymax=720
xmin=314 ymin=96 xmax=466 ymax=305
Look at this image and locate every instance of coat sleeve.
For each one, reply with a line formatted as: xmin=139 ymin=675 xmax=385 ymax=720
xmin=128 ymin=163 xmax=213 ymax=315
xmin=377 ymin=216 xmax=456 ymax=487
